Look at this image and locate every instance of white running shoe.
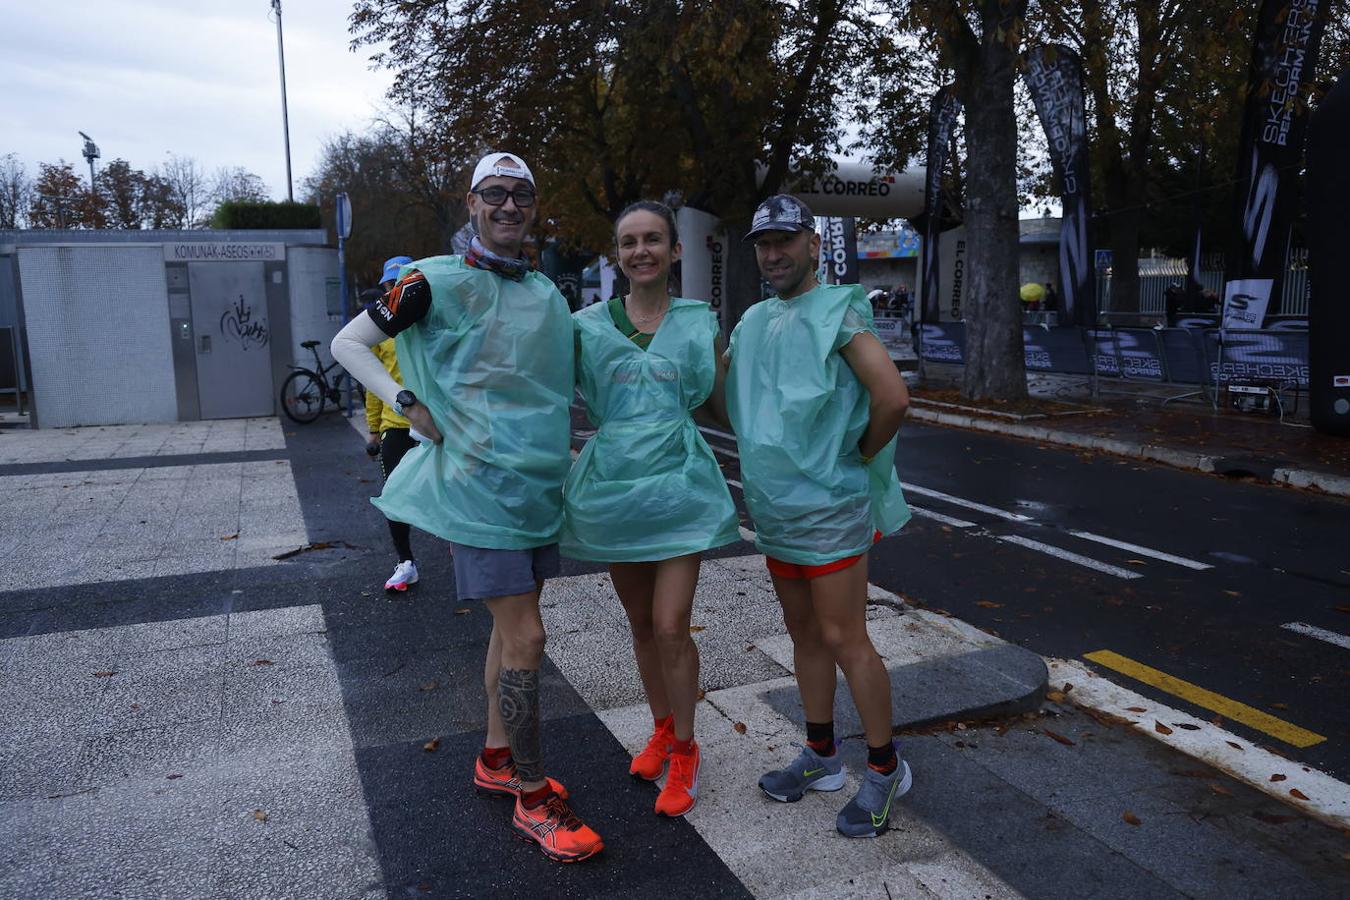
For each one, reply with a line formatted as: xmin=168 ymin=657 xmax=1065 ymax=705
xmin=384 ymin=560 xmax=418 ymax=592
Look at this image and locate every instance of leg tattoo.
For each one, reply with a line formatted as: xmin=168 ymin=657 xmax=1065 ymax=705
xmin=498 ymin=667 xmax=543 ymax=783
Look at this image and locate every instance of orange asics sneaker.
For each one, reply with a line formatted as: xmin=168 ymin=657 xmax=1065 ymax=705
xmin=512 ymin=793 xmax=604 ymax=863
xmin=473 ymin=756 xmax=569 ymax=800
xmin=630 ymin=718 xmax=674 ymax=781
xmin=654 ymin=742 xmax=700 ymax=817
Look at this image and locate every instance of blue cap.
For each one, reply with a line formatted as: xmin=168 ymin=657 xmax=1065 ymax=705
xmin=381 ymin=255 xmax=414 ymax=285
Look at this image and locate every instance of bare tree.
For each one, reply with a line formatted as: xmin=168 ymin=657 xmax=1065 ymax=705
xmin=210 ymin=166 xmax=270 ymax=205
xmin=159 ymin=154 xmax=210 ymax=228
xmin=0 ymin=154 xmax=31 ymax=229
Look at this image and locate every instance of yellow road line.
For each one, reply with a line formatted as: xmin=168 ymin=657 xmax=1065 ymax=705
xmin=1083 ymin=649 xmax=1327 ymax=749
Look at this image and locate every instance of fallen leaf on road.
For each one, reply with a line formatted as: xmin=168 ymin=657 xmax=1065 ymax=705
xmin=745 ymin=644 xmax=756 ymax=651
xmin=1252 ymin=812 xmax=1299 ymax=825
xmin=1173 ymin=769 xmax=1209 ymax=778
xmin=975 ymin=600 xmax=1003 ymax=609
xmin=1271 ymin=702 xmax=1288 ymax=710
xmin=1224 ymin=590 xmax=1242 ymax=597
xmin=1126 ymin=559 xmax=1147 ymax=566
xmin=1334 ymin=605 xmax=1350 ymax=614
xmin=220 ymin=533 xmax=239 ymax=541
xmin=455 ymin=608 xmax=471 ymax=615
xmin=1063 ymin=683 xmax=1074 ymax=693
xmin=733 ymin=722 xmax=747 ymax=734
xmin=419 ymin=681 xmax=439 ymax=692
xmin=689 ymin=625 xmax=706 ymax=633
xmin=1174 ymin=723 xmax=1200 ymax=731
xmin=1226 ymin=741 xmax=1244 ymax=751
xmin=1208 ymin=783 xmax=1232 ymax=796
xmin=130 ymin=703 xmax=141 ymax=711
xmin=1210 ymin=715 xmax=1225 ymax=727
xmin=253 ymin=810 xmax=268 ymax=823
xmin=1290 ymin=788 xmax=1310 ymax=801
xmin=1125 ymin=706 xmax=1148 ymax=713
xmin=252 ymin=659 xmax=273 ymax=666
xmin=423 ymin=737 xmax=441 ymax=752
xmin=1046 ymin=690 xmax=1066 ymax=703
xmin=1043 ymin=728 xmax=1075 ymax=746
xmin=166 ymin=774 xmax=183 ymax=780
xmin=93 ymin=671 xmax=117 ymax=678
xmin=1270 ymin=774 xmax=1287 ymax=782
xmin=1122 ymin=811 xmax=1141 ymax=826
xmin=1154 ymin=721 xmax=1174 ymax=735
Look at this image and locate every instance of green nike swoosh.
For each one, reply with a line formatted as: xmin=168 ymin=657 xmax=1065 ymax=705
xmin=803 ymin=768 xmax=825 ymax=778
xmin=870 ymin=780 xmax=900 ymax=828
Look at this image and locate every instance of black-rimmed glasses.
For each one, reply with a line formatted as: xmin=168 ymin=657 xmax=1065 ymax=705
xmin=472 ymin=186 xmax=537 ymax=207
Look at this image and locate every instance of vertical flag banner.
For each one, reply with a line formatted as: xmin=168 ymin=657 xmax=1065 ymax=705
xmin=1230 ymin=0 xmax=1332 ymax=324
xmin=1024 ymin=45 xmax=1094 ymax=326
xmin=921 ymin=86 xmax=962 ymax=324
xmin=821 ymin=217 xmax=860 ymax=284
xmin=1306 ymin=68 xmax=1350 ymax=435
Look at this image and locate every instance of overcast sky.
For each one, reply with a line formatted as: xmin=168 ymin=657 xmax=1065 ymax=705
xmin=1 ymin=0 xmax=392 ymax=200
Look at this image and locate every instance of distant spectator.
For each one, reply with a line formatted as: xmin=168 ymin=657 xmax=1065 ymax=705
xmin=1044 ymin=282 xmax=1058 ymax=311
xmin=1164 ymin=283 xmax=1183 ymax=326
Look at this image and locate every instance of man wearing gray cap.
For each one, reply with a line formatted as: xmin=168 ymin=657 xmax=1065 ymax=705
xmin=332 ymin=153 xmax=603 ymax=862
xmin=726 ymin=194 xmax=915 ymax=838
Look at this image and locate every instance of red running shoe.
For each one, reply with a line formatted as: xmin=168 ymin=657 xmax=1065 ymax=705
xmin=512 ymin=793 xmax=604 ymax=863
xmin=473 ymin=756 xmax=568 ymax=800
xmin=654 ymin=742 xmax=700 ymax=817
xmin=630 ymin=718 xmax=674 ymax=781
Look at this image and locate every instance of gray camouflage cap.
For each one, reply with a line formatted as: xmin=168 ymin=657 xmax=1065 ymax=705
xmin=744 ymin=194 xmax=815 ymax=241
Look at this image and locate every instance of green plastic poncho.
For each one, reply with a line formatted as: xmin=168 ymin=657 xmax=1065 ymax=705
xmin=372 ymin=256 xmax=574 ymax=549
xmin=727 ymin=283 xmax=910 ymax=565
xmin=561 ymin=298 xmax=740 ymax=562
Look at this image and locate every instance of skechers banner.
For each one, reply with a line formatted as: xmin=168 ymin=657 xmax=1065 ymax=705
xmin=1230 ymin=0 xmax=1332 ymax=324
xmin=921 ymin=86 xmax=962 ymax=324
xmin=1024 ymin=45 xmax=1094 ymax=326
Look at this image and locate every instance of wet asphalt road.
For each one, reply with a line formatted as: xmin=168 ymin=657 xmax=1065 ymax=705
xmin=638 ymin=415 xmax=1350 ymax=782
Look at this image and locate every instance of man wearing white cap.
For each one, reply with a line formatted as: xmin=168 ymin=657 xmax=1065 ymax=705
xmin=332 ymin=153 xmax=603 ymax=862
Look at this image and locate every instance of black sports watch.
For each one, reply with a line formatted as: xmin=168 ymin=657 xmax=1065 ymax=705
xmin=394 ymin=389 xmax=418 ymax=416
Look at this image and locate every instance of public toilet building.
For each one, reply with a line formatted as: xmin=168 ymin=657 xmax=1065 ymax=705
xmin=0 ymin=229 xmax=341 ymax=428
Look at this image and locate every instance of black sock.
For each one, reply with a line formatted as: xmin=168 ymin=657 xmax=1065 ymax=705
xmin=867 ymin=741 xmax=898 ymax=774
xmin=805 ymin=721 xmax=835 ymax=756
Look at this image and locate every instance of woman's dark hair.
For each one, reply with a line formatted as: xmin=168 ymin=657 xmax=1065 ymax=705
xmin=615 ymin=200 xmax=679 ymax=246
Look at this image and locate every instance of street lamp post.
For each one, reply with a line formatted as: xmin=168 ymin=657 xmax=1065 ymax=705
xmin=78 ymin=131 xmax=100 ymax=190
xmin=271 ymin=0 xmax=295 ymax=201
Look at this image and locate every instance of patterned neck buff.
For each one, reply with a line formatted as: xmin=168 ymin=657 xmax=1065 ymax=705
xmin=465 ymin=236 xmax=531 ymax=282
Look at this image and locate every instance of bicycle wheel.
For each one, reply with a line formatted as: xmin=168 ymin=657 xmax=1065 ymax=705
xmin=280 ymin=370 xmax=326 ymax=424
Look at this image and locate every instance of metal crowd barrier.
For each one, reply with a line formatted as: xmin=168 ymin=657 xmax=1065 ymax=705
xmin=916 ymin=322 xmax=1309 ymax=414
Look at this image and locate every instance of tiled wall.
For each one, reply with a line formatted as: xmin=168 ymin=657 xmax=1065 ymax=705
xmin=20 ymin=246 xmax=178 ymax=428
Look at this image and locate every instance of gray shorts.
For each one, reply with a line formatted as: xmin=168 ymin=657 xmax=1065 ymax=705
xmin=449 ymin=542 xmax=561 ymax=601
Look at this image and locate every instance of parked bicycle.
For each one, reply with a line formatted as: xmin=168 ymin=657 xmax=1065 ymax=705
xmin=280 ymin=340 xmax=360 ymax=424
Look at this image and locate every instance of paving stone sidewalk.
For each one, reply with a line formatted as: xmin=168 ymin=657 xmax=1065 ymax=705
xmin=3 ymin=414 xmax=1347 ymax=898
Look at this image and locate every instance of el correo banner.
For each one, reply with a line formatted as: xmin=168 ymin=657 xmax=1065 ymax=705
xmin=765 ymin=160 xmax=925 ymax=219
xmin=1230 ymin=0 xmax=1331 ymax=321
xmin=1025 ymin=45 xmax=1094 ymax=326
xmin=921 ymin=86 xmax=962 ymax=324
xmin=820 ymin=217 xmax=860 ymax=285
xmin=163 ymin=243 xmax=286 ymax=262
xmin=675 ymin=206 xmax=727 ymax=332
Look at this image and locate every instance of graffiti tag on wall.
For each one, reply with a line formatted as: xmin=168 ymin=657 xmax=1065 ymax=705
xmin=220 ymin=295 xmax=269 ymax=350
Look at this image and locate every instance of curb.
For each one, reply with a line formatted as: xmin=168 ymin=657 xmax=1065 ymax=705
xmin=908 ymin=406 xmax=1350 ymax=498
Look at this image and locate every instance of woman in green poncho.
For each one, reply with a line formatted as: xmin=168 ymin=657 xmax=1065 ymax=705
xmin=562 ymin=201 xmax=740 ymax=818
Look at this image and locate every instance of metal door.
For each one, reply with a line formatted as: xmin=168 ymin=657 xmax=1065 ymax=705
xmin=188 ymin=261 xmax=275 ymax=419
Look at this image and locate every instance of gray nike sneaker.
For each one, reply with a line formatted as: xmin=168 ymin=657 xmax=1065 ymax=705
xmin=758 ymin=743 xmax=846 ymax=802
xmin=836 ymin=758 xmax=913 ymax=837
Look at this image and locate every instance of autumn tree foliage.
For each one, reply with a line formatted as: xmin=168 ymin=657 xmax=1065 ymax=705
xmin=349 ymin=0 xmax=894 ymax=324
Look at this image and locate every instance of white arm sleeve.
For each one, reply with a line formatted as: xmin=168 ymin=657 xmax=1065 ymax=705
xmin=331 ymin=312 xmax=404 ymax=407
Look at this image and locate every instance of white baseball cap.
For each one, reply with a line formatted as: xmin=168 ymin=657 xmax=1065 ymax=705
xmin=471 ymin=152 xmax=535 ymax=189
